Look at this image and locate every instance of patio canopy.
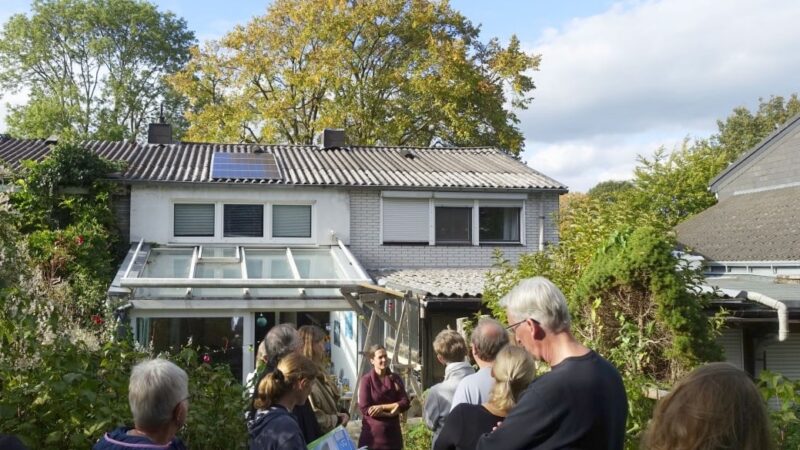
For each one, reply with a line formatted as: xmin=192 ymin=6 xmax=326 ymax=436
xmin=109 ymin=239 xmax=372 ymax=305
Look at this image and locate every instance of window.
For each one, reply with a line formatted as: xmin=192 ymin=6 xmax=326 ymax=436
xmin=479 ymin=207 xmax=521 ymax=243
xmin=272 ymin=205 xmax=312 ymax=238
xmin=435 ymin=207 xmax=471 ymax=244
xmin=224 ymin=204 xmax=263 ymax=237
xmin=382 ymin=198 xmax=429 ymax=243
xmin=174 ymin=203 xmax=215 ymax=237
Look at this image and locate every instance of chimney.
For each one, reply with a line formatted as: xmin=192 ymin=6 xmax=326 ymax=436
xmin=147 ymin=105 xmax=172 ymax=144
xmin=315 ymin=128 xmax=346 ymax=149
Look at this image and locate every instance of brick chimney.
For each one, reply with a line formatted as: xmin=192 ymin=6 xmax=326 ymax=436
xmin=148 ymin=106 xmax=172 ymax=144
xmin=315 ymin=129 xmax=346 ymax=149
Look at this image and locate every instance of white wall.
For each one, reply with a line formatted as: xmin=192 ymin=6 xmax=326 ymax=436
xmin=330 ymin=310 xmax=359 ymax=395
xmin=129 ymin=184 xmax=350 ymax=245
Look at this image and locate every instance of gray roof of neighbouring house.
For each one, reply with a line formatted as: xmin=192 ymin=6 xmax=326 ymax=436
xmin=368 ymin=268 xmax=491 ymax=298
xmin=709 ymin=112 xmax=800 ymax=192
xmin=705 ymin=275 xmax=800 ymax=309
xmin=0 ymin=138 xmax=567 ymax=191
xmin=675 ymin=185 xmax=800 ymax=262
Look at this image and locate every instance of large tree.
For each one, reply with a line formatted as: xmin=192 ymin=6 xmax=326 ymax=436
xmin=0 ymin=0 xmax=195 ymax=141
xmin=170 ymin=0 xmax=539 ymax=153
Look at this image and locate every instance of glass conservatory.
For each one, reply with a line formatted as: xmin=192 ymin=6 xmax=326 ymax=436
xmin=109 ymin=240 xmax=371 ymax=383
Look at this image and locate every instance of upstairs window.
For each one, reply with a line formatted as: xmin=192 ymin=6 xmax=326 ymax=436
xmin=224 ymin=204 xmax=263 ymax=237
xmin=174 ymin=203 xmax=215 ymax=237
xmin=382 ymin=198 xmax=429 ymax=243
xmin=435 ymin=207 xmax=471 ymax=244
xmin=272 ymin=205 xmax=312 ymax=238
xmin=479 ymin=207 xmax=521 ymax=243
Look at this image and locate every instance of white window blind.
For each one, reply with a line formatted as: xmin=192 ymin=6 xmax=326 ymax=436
xmin=382 ymin=198 xmax=429 ymax=243
xmin=273 ymin=205 xmax=312 ymax=238
xmin=174 ymin=204 xmax=215 ymax=237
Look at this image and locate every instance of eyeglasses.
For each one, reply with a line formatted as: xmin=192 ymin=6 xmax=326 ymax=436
xmin=505 ymin=317 xmax=539 ymax=332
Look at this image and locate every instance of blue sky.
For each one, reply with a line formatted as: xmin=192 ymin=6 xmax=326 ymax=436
xmin=2 ymin=0 xmax=800 ymax=191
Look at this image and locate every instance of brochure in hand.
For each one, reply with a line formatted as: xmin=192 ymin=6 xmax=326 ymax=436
xmin=306 ymin=425 xmax=357 ymax=450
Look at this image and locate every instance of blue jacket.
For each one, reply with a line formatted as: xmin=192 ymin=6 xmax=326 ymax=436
xmin=92 ymin=427 xmax=187 ymax=450
xmin=249 ymin=405 xmax=307 ymax=450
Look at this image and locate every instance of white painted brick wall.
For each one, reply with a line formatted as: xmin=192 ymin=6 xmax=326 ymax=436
xmin=349 ymin=190 xmax=562 ymax=269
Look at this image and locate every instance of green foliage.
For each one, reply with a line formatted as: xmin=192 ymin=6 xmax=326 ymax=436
xmin=758 ymin=371 xmax=800 ymax=450
xmin=403 ymin=420 xmax=433 ymax=450
xmin=575 ymin=227 xmax=721 ymax=381
xmin=587 ymin=180 xmax=634 ymax=202
xmin=170 ymin=0 xmax=540 ymax=152
xmin=0 ymin=0 xmax=195 ymax=140
xmin=8 ymin=142 xmax=124 ymax=321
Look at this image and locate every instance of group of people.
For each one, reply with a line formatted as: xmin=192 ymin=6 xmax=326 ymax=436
xmin=86 ymin=275 xmax=775 ymax=450
xmin=422 ymin=276 xmax=775 ymax=450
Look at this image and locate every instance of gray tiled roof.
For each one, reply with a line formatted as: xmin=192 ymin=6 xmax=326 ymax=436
xmin=675 ymin=185 xmax=800 ymax=262
xmin=709 ymin=112 xmax=800 ymax=191
xmin=0 ymin=138 xmax=566 ymax=191
xmin=368 ymin=268 xmax=491 ymax=298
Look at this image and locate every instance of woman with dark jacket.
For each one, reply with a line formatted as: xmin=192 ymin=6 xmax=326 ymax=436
xmin=358 ymin=344 xmax=411 ymax=450
xmin=249 ymin=353 xmax=319 ymax=450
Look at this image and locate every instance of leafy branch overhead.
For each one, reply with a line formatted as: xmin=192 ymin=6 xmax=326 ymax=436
xmin=169 ymin=0 xmax=540 ymax=153
xmin=0 ymin=0 xmax=195 ymax=141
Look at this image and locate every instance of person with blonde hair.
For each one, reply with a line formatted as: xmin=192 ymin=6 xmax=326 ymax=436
xmin=434 ymin=346 xmax=535 ymax=450
xmin=249 ymin=353 xmax=319 ymax=450
xmin=298 ymin=325 xmax=349 ymax=433
xmin=424 ymin=329 xmax=475 ymax=447
xmin=642 ymin=362 xmax=773 ymax=450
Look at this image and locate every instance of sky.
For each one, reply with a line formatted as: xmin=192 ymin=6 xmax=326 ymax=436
xmin=2 ymin=0 xmax=799 ymax=191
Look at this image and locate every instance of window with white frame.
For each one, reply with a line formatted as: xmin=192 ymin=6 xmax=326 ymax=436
xmin=479 ymin=207 xmax=521 ymax=243
xmin=224 ymin=204 xmax=263 ymax=237
xmin=272 ymin=205 xmax=312 ymax=238
xmin=174 ymin=203 xmax=215 ymax=237
xmin=381 ymin=194 xmax=525 ymax=246
xmin=435 ymin=207 xmax=472 ymax=244
xmin=382 ymin=198 xmax=429 ymax=243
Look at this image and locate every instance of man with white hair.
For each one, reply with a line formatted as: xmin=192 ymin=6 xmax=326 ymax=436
xmin=476 ymin=277 xmax=627 ymax=450
xmin=93 ymin=358 xmax=189 ymax=449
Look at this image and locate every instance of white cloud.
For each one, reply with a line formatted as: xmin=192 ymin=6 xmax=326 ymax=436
xmin=520 ymin=0 xmax=800 ymax=192
xmin=526 ymin=131 xmax=696 ymax=192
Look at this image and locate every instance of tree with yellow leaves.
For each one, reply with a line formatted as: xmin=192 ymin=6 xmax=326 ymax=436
xmin=170 ymin=0 xmax=539 ymax=153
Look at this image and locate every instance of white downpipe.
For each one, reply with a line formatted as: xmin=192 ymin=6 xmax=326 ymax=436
xmin=746 ymin=291 xmax=789 ymax=342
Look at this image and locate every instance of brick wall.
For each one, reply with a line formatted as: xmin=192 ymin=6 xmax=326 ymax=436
xmin=349 ymin=190 xmax=560 ymax=269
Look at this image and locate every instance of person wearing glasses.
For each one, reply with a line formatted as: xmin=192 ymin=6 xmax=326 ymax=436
xmin=476 ymin=277 xmax=628 ymax=450
xmin=93 ymin=359 xmax=189 ymax=450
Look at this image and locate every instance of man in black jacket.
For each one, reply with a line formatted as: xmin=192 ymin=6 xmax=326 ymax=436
xmin=476 ymin=277 xmax=628 ymax=450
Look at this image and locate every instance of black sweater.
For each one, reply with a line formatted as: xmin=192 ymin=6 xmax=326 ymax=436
xmin=475 ymin=351 xmax=628 ymax=450
xmin=434 ymin=404 xmax=504 ymax=450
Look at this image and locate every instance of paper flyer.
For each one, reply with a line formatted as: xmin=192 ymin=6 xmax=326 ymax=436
xmin=306 ymin=425 xmax=358 ymax=450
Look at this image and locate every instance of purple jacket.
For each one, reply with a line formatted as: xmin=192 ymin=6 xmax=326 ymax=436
xmin=358 ymin=370 xmax=410 ymax=450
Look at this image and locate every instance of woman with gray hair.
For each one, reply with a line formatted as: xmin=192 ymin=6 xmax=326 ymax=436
xmin=93 ymin=358 xmax=189 ymax=450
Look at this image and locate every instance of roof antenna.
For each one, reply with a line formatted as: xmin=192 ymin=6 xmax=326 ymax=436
xmin=159 ymin=103 xmax=165 ymax=124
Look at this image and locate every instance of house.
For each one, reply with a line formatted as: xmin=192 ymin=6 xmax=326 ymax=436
xmin=676 ymin=113 xmax=800 ymax=380
xmin=0 ymin=127 xmax=566 ymax=388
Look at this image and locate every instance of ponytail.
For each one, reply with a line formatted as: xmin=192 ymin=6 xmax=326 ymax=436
xmin=487 ymin=345 xmax=535 ymax=413
xmin=253 ymin=353 xmax=319 ymax=411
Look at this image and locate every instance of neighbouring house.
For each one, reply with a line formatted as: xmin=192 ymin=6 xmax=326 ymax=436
xmin=676 ymin=113 xmax=800 ymax=380
xmin=0 ymin=127 xmax=566 ymax=389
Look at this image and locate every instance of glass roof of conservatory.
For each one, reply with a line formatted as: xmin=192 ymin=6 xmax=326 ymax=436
xmin=113 ymin=241 xmax=371 ymax=300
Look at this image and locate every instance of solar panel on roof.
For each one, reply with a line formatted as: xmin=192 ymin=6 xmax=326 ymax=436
xmin=211 ymin=152 xmax=282 ymax=180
